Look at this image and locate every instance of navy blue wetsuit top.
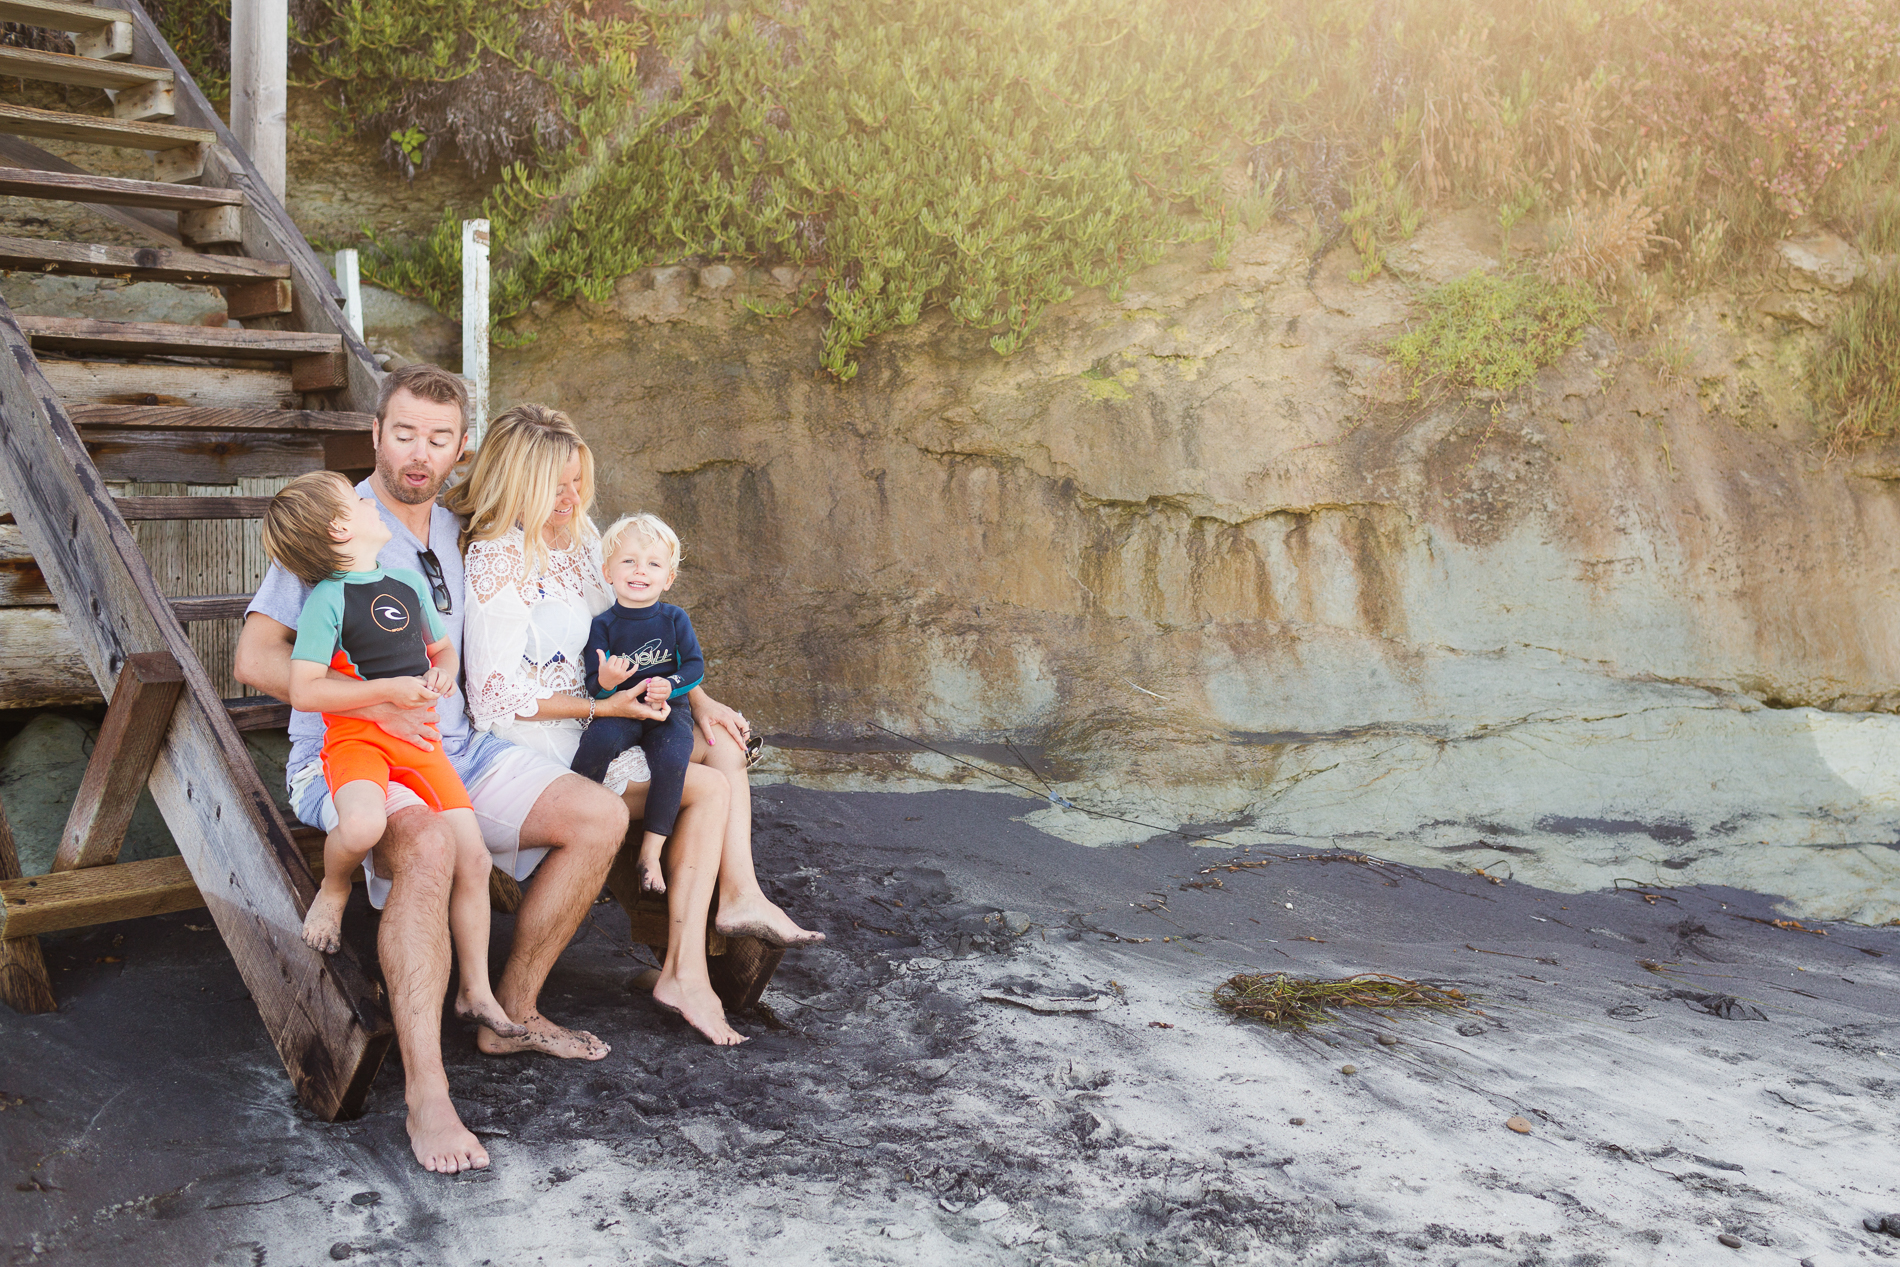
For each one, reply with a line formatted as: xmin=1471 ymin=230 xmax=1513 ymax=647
xmin=582 ymin=602 xmax=704 ymax=701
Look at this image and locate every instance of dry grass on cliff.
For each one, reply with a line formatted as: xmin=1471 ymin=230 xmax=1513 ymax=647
xmin=1816 ymin=271 xmax=1900 ymax=450
xmin=1212 ymin=972 xmax=1472 ymax=1029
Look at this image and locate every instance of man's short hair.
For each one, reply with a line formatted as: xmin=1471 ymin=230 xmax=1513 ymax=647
xmin=262 ymin=470 xmax=354 ymax=585
xmin=375 ymin=362 xmax=469 ymax=433
xmin=600 ymin=513 xmax=683 ymax=573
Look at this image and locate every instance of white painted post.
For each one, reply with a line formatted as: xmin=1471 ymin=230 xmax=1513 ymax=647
xmin=333 ymin=249 xmax=363 ymax=340
xmin=229 ymin=0 xmax=288 ymax=202
xmin=462 ymin=219 xmax=491 ymax=445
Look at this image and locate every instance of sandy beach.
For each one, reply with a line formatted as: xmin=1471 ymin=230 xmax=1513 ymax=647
xmin=4 ymin=784 xmax=1898 ymax=1266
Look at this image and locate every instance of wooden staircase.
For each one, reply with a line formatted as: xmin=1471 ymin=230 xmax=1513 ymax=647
xmin=0 ymin=0 xmax=391 ymax=1120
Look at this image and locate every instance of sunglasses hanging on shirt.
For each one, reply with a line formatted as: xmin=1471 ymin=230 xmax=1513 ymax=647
xmin=416 ymin=549 xmax=453 ymax=614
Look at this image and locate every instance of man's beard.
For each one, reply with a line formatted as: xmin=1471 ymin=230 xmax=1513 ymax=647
xmin=376 ymin=456 xmax=444 ymax=506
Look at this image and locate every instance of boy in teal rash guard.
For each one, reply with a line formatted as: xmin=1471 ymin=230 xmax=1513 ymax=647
xmin=571 ymin=514 xmax=703 ymax=896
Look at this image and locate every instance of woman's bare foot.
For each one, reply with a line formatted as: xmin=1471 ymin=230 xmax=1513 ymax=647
xmin=452 ymin=990 xmax=529 ymax=1039
xmin=652 ymin=973 xmax=747 ymax=1046
xmin=475 ymin=1010 xmax=610 ymax=1060
xmin=300 ymin=885 xmax=350 ymax=954
xmin=638 ymin=851 xmax=666 ymax=895
xmin=714 ymin=894 xmax=824 ymax=948
xmin=408 ymin=1093 xmax=488 ymax=1173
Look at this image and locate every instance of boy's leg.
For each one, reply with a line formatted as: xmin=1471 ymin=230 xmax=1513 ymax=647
xmin=439 ymin=807 xmax=527 ymax=1038
xmin=634 ymin=710 xmax=698 ymax=895
xmin=303 ymin=780 xmax=386 ymax=954
xmin=571 ymin=715 xmax=641 ymax=783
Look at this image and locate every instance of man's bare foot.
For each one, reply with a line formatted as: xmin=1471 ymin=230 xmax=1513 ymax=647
xmin=300 ymin=885 xmax=350 ymax=954
xmin=408 ymin=1093 xmax=488 ymax=1174
xmin=638 ymin=853 xmax=666 ymax=895
xmin=715 ymin=894 xmax=824 ymax=949
xmin=652 ymin=973 xmax=747 ymax=1046
xmin=475 ymin=1010 xmax=610 ymax=1060
xmin=452 ymin=990 xmax=529 ymax=1039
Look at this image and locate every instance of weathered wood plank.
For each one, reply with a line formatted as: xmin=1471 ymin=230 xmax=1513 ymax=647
xmin=119 ymin=0 xmax=382 ymax=415
xmin=0 ymin=161 xmax=241 ymax=211
xmin=0 ymin=606 xmax=97 ymax=703
xmin=0 ymin=234 xmax=289 ymax=284
xmin=0 ymin=790 xmax=57 ymax=1014
xmin=69 ymin=405 xmax=370 ymax=431
xmin=18 ymin=315 xmax=341 ymax=361
xmin=110 ymin=494 xmax=271 ymax=520
xmin=0 ymin=0 xmax=130 ymax=33
xmin=0 ymin=102 xmax=209 ymax=152
xmin=225 ymin=696 xmax=289 ymax=730
xmin=40 ymin=359 xmax=298 ymax=409
xmin=83 ymin=428 xmax=324 ymax=482
xmin=0 ymin=44 xmax=170 ymax=92
xmin=0 ymin=136 xmax=183 ymax=248
xmin=224 ymin=278 xmax=291 ymax=318
xmin=170 ymin=593 xmax=250 ymax=622
xmin=0 ymin=525 xmax=50 ymax=604
xmin=229 ymin=0 xmax=286 ymax=201
xmin=0 ymin=291 xmax=390 ymax=1120
xmin=54 ymin=651 xmax=184 ymax=872
xmin=0 ymin=836 xmax=338 ymax=941
xmin=111 ymin=78 xmax=174 ymax=123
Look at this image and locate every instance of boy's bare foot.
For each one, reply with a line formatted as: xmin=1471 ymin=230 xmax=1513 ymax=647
xmin=638 ymin=853 xmax=666 ymax=895
xmin=714 ymin=894 xmax=824 ymax=949
xmin=652 ymin=973 xmax=747 ymax=1046
xmin=452 ymin=991 xmax=529 ymax=1039
xmin=300 ymin=885 xmax=350 ymax=954
xmin=475 ymin=1010 xmax=610 ymax=1060
xmin=408 ymin=1093 xmax=488 ymax=1173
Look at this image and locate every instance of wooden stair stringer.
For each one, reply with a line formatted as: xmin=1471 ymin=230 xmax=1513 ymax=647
xmin=0 ymin=295 xmax=392 ymax=1119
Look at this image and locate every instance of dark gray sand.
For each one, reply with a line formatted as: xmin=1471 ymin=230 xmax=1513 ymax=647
xmin=4 ymin=787 xmax=1899 ymax=1265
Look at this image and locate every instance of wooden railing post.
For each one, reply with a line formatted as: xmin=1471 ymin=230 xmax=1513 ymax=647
xmin=0 ymin=792 xmax=56 ymax=1014
xmin=54 ymin=650 xmax=184 ymax=872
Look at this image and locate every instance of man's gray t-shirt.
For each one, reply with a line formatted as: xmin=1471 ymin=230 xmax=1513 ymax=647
xmin=247 ymin=477 xmax=489 ymax=789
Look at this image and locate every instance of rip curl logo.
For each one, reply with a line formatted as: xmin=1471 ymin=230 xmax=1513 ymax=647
xmin=370 ymin=592 xmax=411 ymax=633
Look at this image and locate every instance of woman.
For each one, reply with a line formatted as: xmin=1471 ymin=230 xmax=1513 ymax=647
xmin=451 ymin=407 xmax=819 ymax=1042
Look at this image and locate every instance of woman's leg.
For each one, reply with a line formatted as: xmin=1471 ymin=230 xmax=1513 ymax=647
xmin=694 ymin=736 xmax=824 ymax=947
xmin=623 ymin=766 xmax=746 ymax=1045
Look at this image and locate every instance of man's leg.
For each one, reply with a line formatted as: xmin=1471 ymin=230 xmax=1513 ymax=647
xmin=373 ymin=805 xmax=490 ymax=1173
xmin=476 ymin=771 xmax=625 ymax=1060
xmin=697 ymin=735 xmax=824 ymax=947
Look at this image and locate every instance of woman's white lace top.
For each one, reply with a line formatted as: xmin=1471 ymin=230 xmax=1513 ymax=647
xmin=463 ymin=525 xmax=612 ymax=729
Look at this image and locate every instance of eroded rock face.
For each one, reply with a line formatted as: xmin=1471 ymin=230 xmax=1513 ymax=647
xmin=487 ymin=218 xmax=1900 ymax=921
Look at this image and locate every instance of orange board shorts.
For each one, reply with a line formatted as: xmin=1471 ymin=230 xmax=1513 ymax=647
xmin=320 ymin=715 xmax=472 ymax=813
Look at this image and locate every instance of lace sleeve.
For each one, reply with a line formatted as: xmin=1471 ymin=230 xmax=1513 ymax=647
xmin=461 ymin=535 xmax=542 ymax=729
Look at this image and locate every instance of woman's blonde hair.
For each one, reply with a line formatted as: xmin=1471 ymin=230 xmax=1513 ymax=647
xmin=443 ymin=403 xmax=597 ymax=574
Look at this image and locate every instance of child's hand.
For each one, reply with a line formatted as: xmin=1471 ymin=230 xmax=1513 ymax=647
xmin=641 ymin=676 xmax=670 ymax=708
xmin=422 ymin=665 xmax=455 ymax=698
xmin=384 ymin=676 xmax=441 ymax=709
xmin=596 ymin=650 xmax=634 ymax=690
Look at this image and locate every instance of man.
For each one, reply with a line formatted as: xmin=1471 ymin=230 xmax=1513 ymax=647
xmin=235 ymin=364 xmax=629 ymax=1174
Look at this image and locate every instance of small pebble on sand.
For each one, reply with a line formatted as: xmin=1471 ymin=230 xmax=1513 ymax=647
xmin=1505 ymin=1116 xmax=1532 ymax=1134
xmin=1717 ymin=1233 xmax=1742 ymax=1248
xmin=883 ymin=1225 xmax=917 ymax=1240
xmin=1340 ymin=1064 xmax=1357 ymax=1075
xmin=1288 ymin=1117 xmax=1306 ymax=1125
xmin=1376 ymin=1034 xmax=1399 ymax=1046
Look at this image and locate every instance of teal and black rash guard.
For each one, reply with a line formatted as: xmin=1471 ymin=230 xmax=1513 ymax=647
xmin=290 ymin=567 xmax=445 ymax=684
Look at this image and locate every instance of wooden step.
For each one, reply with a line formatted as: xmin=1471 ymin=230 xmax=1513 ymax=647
xmin=225 ymin=697 xmax=291 ymax=731
xmin=0 ymin=836 xmax=329 ymax=940
xmin=0 ymin=164 xmax=241 ymax=211
xmin=39 ymin=360 xmax=298 ymax=410
xmin=0 ymin=44 xmax=171 ymax=98
xmin=0 ymin=234 xmax=287 ymax=286
xmin=170 ymin=593 xmax=251 ymax=623
xmin=17 ymin=315 xmax=342 ymax=361
xmin=83 ymin=429 xmax=324 ymax=482
xmin=68 ymin=404 xmax=372 ymax=431
xmin=0 ymin=0 xmax=132 ymax=60
xmin=0 ymin=103 xmax=207 ymax=181
xmin=109 ymin=494 xmax=272 ymax=520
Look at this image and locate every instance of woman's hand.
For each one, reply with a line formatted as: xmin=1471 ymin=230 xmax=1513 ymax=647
xmin=600 ymin=690 xmax=669 ymax=722
xmin=693 ymin=692 xmax=750 ymax=749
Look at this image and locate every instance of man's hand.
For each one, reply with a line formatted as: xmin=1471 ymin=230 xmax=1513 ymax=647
xmin=596 ymin=650 xmax=634 ymax=691
xmin=694 ymin=694 xmax=750 ymax=749
xmin=383 ymin=676 xmax=441 ymax=710
xmin=366 ymin=700 xmax=440 ymax=753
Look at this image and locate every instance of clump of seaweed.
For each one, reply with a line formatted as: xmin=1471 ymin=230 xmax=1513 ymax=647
xmin=1213 ymin=972 xmax=1471 ymax=1028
